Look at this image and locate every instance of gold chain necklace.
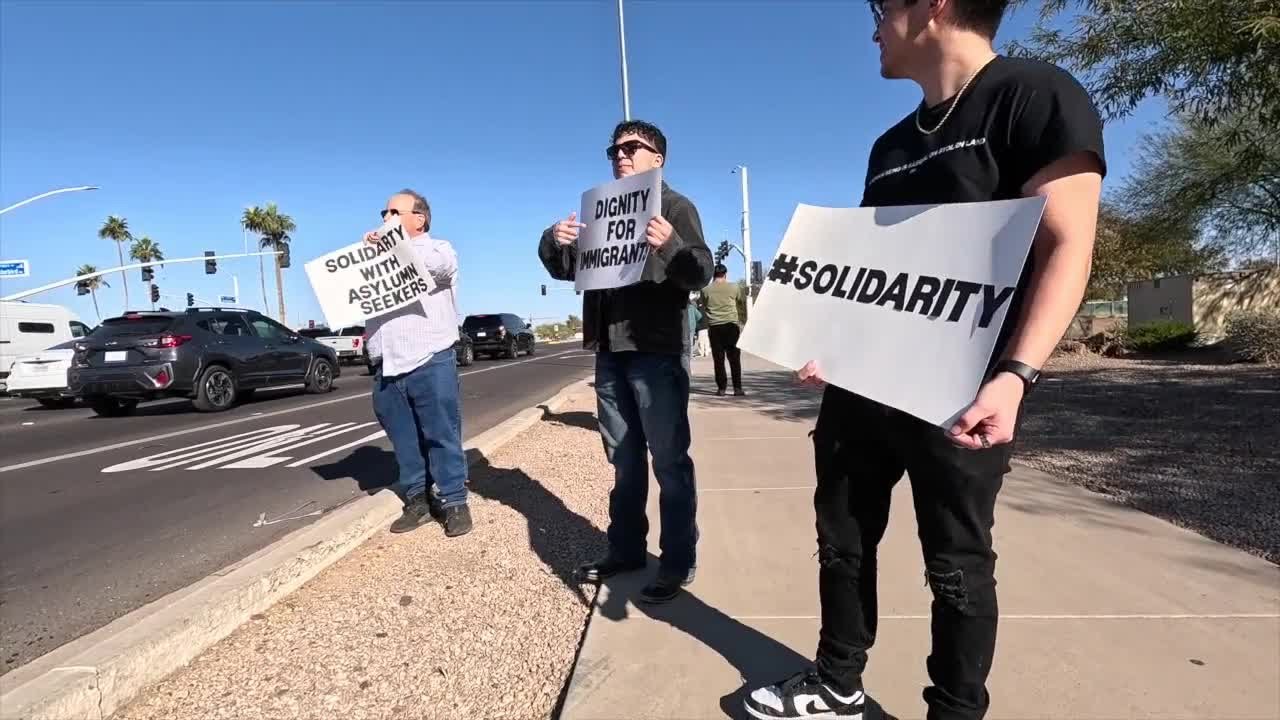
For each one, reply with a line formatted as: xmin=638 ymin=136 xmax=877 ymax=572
xmin=915 ymin=55 xmax=996 ymax=135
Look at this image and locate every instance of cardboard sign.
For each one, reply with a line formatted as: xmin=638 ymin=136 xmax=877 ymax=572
xmin=737 ymin=197 xmax=1047 ymax=427
xmin=574 ymin=168 xmax=662 ymax=291
xmin=304 ymin=218 xmax=435 ymax=329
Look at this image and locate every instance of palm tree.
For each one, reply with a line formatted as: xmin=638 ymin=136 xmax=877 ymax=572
xmin=129 ymin=236 xmax=165 ymax=309
xmin=241 ymin=207 xmax=271 ymax=314
xmin=242 ymin=203 xmax=295 ymax=323
xmin=76 ymin=264 xmax=110 ymax=322
xmin=98 ymin=216 xmax=132 ymax=309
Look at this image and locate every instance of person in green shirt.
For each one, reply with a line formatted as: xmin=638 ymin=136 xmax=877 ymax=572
xmin=700 ymin=264 xmax=746 ymax=396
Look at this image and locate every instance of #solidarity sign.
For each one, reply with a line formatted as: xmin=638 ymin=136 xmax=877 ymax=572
xmin=574 ymin=168 xmax=662 ymax=292
xmin=738 ymin=197 xmax=1047 ymax=427
xmin=304 ymin=218 xmax=435 ymax=329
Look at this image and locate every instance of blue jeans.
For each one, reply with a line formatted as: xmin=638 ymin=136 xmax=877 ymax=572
xmin=595 ymin=351 xmax=697 ymax=574
xmin=371 ymin=350 xmax=468 ymax=507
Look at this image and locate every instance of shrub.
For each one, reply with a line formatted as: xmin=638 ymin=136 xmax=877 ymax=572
xmin=1224 ymin=309 xmax=1280 ymax=364
xmin=1123 ymin=320 xmax=1198 ymax=352
xmin=1083 ymin=329 xmax=1128 ymax=357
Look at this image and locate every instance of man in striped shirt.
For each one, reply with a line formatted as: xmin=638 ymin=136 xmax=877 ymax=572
xmin=364 ymin=189 xmax=472 ymax=537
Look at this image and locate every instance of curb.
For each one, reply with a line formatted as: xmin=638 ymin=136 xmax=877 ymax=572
xmin=0 ymin=377 xmax=594 ymax=720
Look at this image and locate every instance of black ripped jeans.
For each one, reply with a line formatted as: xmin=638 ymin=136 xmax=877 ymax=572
xmin=812 ymin=385 xmax=1013 ymax=720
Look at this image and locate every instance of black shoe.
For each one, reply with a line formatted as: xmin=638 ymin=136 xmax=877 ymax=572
xmin=638 ymin=566 xmax=695 ymax=605
xmin=744 ymin=669 xmax=865 ymax=719
xmin=390 ymin=494 xmax=434 ymax=534
xmin=427 ymin=493 xmax=445 ymax=522
xmin=577 ymin=555 xmax=646 ymax=583
xmin=716 ymin=388 xmax=727 ymax=397
xmin=734 ymin=388 xmax=746 ymax=397
xmin=442 ymin=504 xmax=473 ymax=537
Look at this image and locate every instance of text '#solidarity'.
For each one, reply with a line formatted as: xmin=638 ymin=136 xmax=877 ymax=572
xmin=767 ymin=253 xmax=1014 ymax=329
xmin=579 ymin=187 xmax=653 ymax=271
xmin=323 ymin=224 xmax=431 ymax=315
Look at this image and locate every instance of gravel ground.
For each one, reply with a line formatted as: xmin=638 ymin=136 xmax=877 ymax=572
xmin=1019 ymin=350 xmax=1280 ymax=564
xmin=115 ymin=391 xmax=612 ymax=720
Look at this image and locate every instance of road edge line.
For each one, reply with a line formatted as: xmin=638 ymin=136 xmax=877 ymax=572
xmin=0 ymin=377 xmax=594 ymax=720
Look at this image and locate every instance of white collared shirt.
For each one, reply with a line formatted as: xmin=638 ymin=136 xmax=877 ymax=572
xmin=365 ymin=231 xmax=461 ymax=377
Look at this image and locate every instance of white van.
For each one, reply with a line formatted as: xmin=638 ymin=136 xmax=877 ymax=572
xmin=0 ymin=301 xmax=93 ymax=393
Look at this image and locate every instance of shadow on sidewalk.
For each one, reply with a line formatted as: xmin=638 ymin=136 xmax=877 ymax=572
xmin=462 ymin=449 xmax=814 ymax=719
xmin=688 ymin=366 xmax=823 ymax=424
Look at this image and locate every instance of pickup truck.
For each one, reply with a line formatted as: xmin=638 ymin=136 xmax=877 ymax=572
xmin=308 ymin=325 xmax=366 ymax=366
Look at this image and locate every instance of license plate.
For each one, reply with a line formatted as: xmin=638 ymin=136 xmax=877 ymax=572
xmin=104 ymin=351 xmax=127 ymax=363
xmin=476 ymin=332 xmax=486 ymax=337
xmin=31 ymin=364 xmax=51 ymax=373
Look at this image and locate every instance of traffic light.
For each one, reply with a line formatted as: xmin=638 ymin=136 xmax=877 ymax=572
xmin=150 ymin=284 xmax=160 ymax=303
xmin=751 ymin=260 xmax=763 ymax=286
xmin=715 ymin=241 xmax=731 ymax=263
xmin=75 ymin=281 xmax=89 ymax=296
xmin=204 ymin=251 xmax=216 ymax=274
xmin=540 ymin=284 xmax=547 ymax=296
xmin=141 ymin=265 xmax=154 ymax=282
xmin=278 ymin=245 xmax=291 ymax=269
xmin=186 ymin=292 xmax=195 ymax=307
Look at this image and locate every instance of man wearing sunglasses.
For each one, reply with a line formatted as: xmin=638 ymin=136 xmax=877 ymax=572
xmin=364 ymin=189 xmax=472 ymax=538
xmin=538 ymin=120 xmax=714 ymax=604
xmin=745 ymin=1 xmax=1105 ymax=719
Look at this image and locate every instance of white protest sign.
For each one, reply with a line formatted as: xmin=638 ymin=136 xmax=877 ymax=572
xmin=304 ymin=218 xmax=435 ymax=330
xmin=574 ymin=168 xmax=662 ymax=291
xmin=738 ymin=197 xmax=1047 ymax=427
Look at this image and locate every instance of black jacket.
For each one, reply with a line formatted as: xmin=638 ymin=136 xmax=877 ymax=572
xmin=539 ymin=182 xmax=714 ymax=354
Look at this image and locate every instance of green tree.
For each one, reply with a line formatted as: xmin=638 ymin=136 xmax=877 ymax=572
xmin=1012 ymin=0 xmax=1280 ymax=133
xmin=97 ymin=216 xmax=132 ymax=309
xmin=241 ymin=206 xmax=271 ymax=313
xmin=75 ymin=264 xmax=109 ymax=322
xmin=242 ymin=203 xmax=296 ymax=323
xmin=1088 ymin=203 xmax=1225 ymax=300
xmin=1117 ymin=114 xmax=1280 ymax=264
xmin=566 ymin=314 xmax=582 ymax=331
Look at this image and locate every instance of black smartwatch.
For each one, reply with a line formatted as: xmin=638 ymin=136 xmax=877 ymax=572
xmin=992 ymin=359 xmax=1041 ymax=394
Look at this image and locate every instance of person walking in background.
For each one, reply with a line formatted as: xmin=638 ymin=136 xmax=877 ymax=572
xmin=683 ymin=291 xmax=705 ymax=374
xmin=701 ymin=263 xmax=746 ymax=397
xmin=744 ymin=0 xmax=1105 ymax=718
xmin=537 ymin=120 xmax=714 ymax=604
xmin=365 ymin=189 xmax=473 ymax=538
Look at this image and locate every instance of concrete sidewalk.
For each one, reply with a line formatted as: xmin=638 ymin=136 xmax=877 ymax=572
xmin=560 ymin=355 xmax=1280 ymax=720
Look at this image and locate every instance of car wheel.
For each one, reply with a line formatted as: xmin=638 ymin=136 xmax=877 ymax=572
xmin=90 ymin=397 xmax=138 ymax=417
xmin=307 ymin=358 xmax=336 ymax=394
xmin=193 ymin=365 xmax=238 ymax=412
xmin=37 ymin=398 xmax=76 ymax=410
xmin=526 ymin=340 xmax=536 ymax=357
xmin=504 ymin=339 xmax=518 ymax=359
xmin=457 ymin=344 xmax=474 ymax=367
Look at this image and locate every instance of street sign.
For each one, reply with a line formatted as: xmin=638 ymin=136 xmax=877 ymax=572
xmin=219 ymin=295 xmax=237 ymax=303
xmin=0 ymin=260 xmax=31 ymax=278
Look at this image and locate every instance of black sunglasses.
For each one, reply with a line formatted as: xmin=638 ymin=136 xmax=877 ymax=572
xmin=380 ymin=208 xmax=425 ymax=220
xmin=606 ymin=139 xmax=658 ymax=161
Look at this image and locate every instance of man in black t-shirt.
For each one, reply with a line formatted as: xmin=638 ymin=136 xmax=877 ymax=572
xmin=744 ymin=2 xmax=1105 ymax=719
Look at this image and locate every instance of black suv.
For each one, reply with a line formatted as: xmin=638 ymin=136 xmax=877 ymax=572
xmin=462 ymin=314 xmax=536 ymax=359
xmin=69 ymin=308 xmax=340 ymax=416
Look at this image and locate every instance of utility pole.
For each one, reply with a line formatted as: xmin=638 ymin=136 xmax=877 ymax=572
xmin=733 ymin=165 xmax=753 ymax=307
xmin=617 ymin=0 xmax=631 ymax=120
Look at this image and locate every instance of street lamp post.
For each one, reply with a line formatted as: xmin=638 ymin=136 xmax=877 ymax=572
xmin=0 ymin=185 xmax=98 ymax=216
xmin=732 ymin=165 xmax=752 ymax=307
xmin=616 ymin=0 xmax=631 ymax=120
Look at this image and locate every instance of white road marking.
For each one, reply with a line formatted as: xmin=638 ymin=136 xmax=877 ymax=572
xmin=0 ymin=350 xmax=580 ymax=474
xmin=21 ymin=422 xmax=34 ymax=426
xmin=285 ymin=428 xmax=388 ymax=467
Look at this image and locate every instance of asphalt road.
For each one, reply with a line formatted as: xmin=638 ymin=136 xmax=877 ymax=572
xmin=0 ymin=342 xmax=593 ymax=675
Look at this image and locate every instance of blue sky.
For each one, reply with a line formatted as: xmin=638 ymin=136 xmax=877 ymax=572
xmin=0 ymin=0 xmax=1162 ymax=328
